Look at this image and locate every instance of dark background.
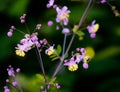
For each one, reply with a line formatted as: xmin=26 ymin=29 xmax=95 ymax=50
xmin=0 ymin=0 xmax=120 ymax=92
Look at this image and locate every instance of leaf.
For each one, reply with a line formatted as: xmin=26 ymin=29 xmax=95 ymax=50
xmin=51 ymin=57 xmax=59 ymax=61
xmin=49 ymin=77 xmax=56 ymax=84
xmin=75 ymin=30 xmax=85 ymax=36
xmin=56 ymin=45 xmax=62 ymax=55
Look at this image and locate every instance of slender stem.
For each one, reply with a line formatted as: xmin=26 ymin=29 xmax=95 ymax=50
xmin=36 ymin=47 xmax=48 ymax=92
xmin=15 ymin=28 xmax=26 ymax=35
xmin=78 ymin=0 xmax=93 ymax=28
xmin=62 ymin=34 xmax=67 ymax=56
xmin=51 ymin=34 xmax=68 ymax=79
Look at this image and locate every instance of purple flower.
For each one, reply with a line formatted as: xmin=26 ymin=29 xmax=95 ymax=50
xmin=87 ymin=20 xmax=99 ymax=38
xmin=56 ymin=6 xmax=70 ymax=25
xmin=7 ymin=26 xmax=15 ymax=37
xmin=7 ymin=32 xmax=13 ymax=37
xmin=16 ymin=68 xmax=20 ymax=73
xmin=45 ymin=45 xmax=54 ymax=55
xmin=36 ymin=24 xmax=42 ymax=30
xmin=62 ymin=28 xmax=70 ymax=34
xmin=100 ymin=0 xmax=106 ymax=4
xmin=12 ymin=81 xmax=18 ymax=87
xmin=74 ymin=54 xmax=83 ymax=63
xmin=7 ymin=65 xmax=15 ymax=77
xmin=4 ymin=86 xmax=10 ymax=92
xmin=15 ymin=32 xmax=41 ymax=56
xmin=47 ymin=20 xmax=53 ymax=26
xmin=83 ymin=62 xmax=88 ymax=69
xmin=20 ymin=14 xmax=26 ymax=23
xmin=46 ymin=0 xmax=54 ymax=8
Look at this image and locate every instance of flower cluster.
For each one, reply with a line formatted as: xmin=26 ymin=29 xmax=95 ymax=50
xmin=64 ymin=48 xmax=90 ymax=71
xmin=7 ymin=26 xmax=15 ymax=37
xmin=100 ymin=0 xmax=120 ymax=17
xmin=15 ymin=32 xmax=40 ymax=57
xmin=5 ymin=0 xmax=116 ymax=91
xmin=4 ymin=65 xmax=21 ymax=92
xmin=20 ymin=13 xmax=26 ymax=23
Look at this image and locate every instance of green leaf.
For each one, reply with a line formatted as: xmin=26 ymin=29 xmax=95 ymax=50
xmin=75 ymin=30 xmax=85 ymax=36
xmin=51 ymin=57 xmax=59 ymax=61
xmin=56 ymin=44 xmax=62 ymax=55
xmin=49 ymin=77 xmax=56 ymax=84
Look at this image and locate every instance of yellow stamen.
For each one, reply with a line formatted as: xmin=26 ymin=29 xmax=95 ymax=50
xmin=47 ymin=49 xmax=54 ymax=56
xmin=68 ymin=64 xmax=78 ymax=71
xmin=15 ymin=50 xmax=25 ymax=57
xmin=93 ymin=24 xmax=99 ymax=33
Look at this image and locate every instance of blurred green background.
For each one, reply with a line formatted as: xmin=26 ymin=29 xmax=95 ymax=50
xmin=0 ymin=0 xmax=120 ymax=92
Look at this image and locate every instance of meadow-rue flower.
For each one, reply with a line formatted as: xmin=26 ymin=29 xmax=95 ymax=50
xmin=100 ymin=0 xmax=106 ymax=4
xmin=40 ymin=39 xmax=48 ymax=45
xmin=12 ymin=81 xmax=18 ymax=87
xmin=74 ymin=54 xmax=83 ymax=63
xmin=20 ymin=13 xmax=26 ymax=23
xmin=64 ymin=57 xmax=78 ymax=71
xmin=7 ymin=31 xmax=13 ymax=37
xmin=7 ymin=65 xmax=15 ymax=77
xmin=7 ymin=26 xmax=15 ymax=37
xmin=62 ymin=28 xmax=70 ymax=34
xmin=36 ymin=24 xmax=42 ymax=30
xmin=83 ymin=62 xmax=88 ymax=69
xmin=87 ymin=20 xmax=99 ymax=38
xmin=54 ymin=83 xmax=61 ymax=89
xmin=56 ymin=6 xmax=70 ymax=25
xmin=46 ymin=0 xmax=54 ymax=8
xmin=53 ymin=4 xmax=57 ymax=9
xmin=45 ymin=46 xmax=54 ymax=56
xmin=16 ymin=68 xmax=20 ymax=73
xmin=48 ymin=20 xmax=53 ymax=26
xmin=15 ymin=32 xmax=41 ymax=56
xmin=4 ymin=86 xmax=10 ymax=92
xmin=6 ymin=79 xmax=9 ymax=83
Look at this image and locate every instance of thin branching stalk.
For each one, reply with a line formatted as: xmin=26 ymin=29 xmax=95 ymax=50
xmin=36 ymin=47 xmax=49 ymax=92
xmin=51 ymin=0 xmax=93 ymax=80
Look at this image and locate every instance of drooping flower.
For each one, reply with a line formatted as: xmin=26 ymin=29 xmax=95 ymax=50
xmin=46 ymin=0 xmax=54 ymax=8
xmin=20 ymin=13 xmax=26 ymax=23
xmin=83 ymin=56 xmax=90 ymax=69
xmin=56 ymin=6 xmax=70 ymax=25
xmin=64 ymin=58 xmax=78 ymax=71
xmin=87 ymin=20 xmax=99 ymax=38
xmin=45 ymin=46 xmax=54 ymax=56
